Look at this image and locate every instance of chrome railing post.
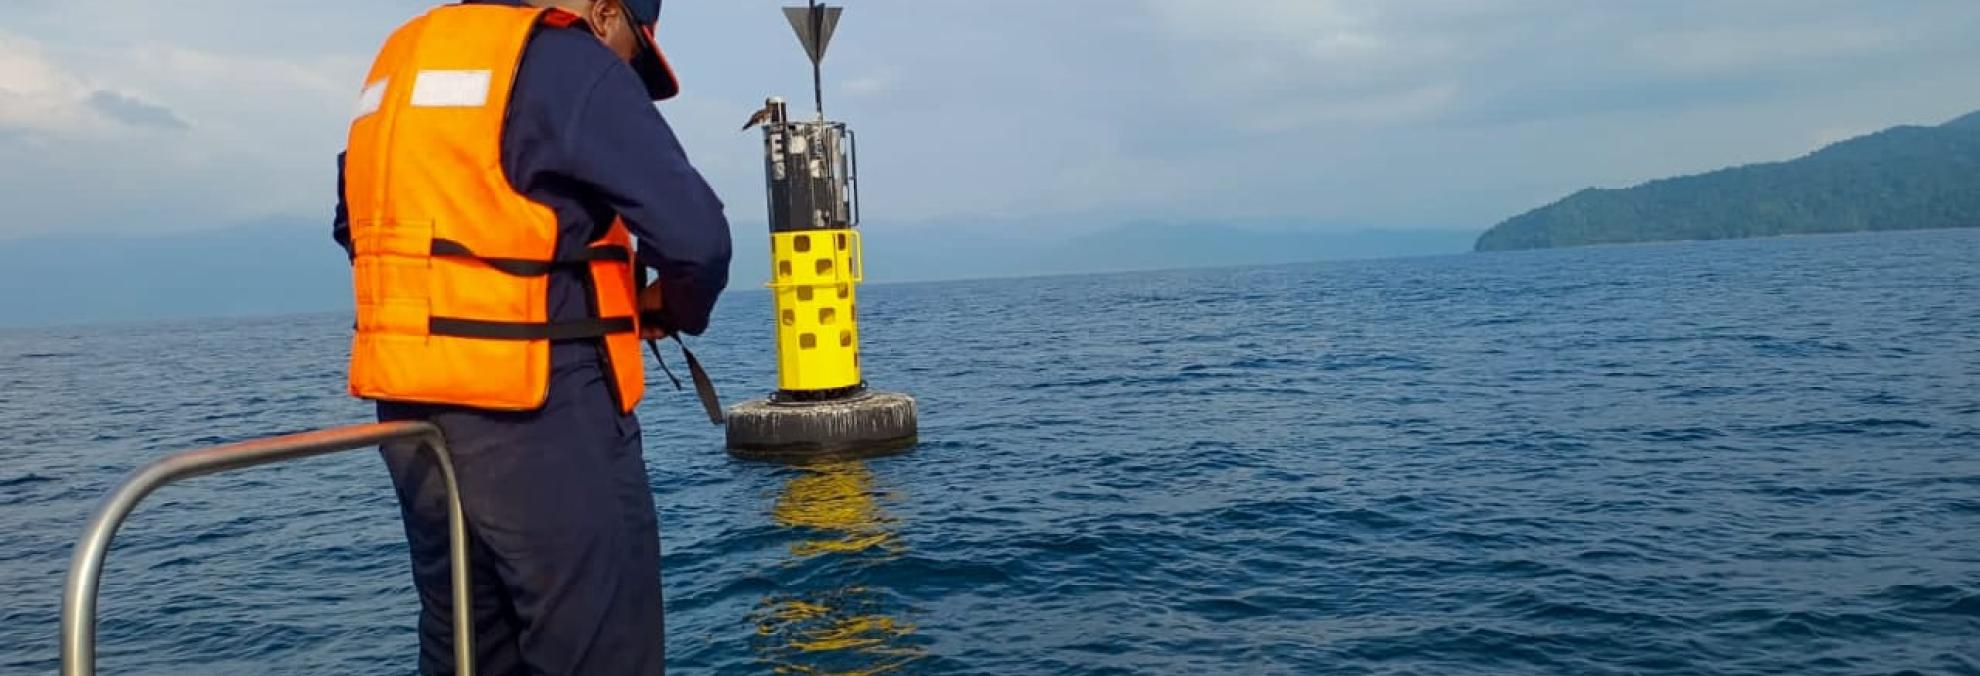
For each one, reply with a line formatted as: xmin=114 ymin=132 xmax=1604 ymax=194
xmin=59 ymin=422 xmax=476 ymax=676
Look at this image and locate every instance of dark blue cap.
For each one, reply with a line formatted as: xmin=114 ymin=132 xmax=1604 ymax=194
xmin=623 ymin=0 xmax=679 ymax=100
xmin=624 ymin=0 xmax=659 ymax=24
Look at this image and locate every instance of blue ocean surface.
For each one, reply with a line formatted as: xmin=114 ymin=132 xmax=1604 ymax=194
xmin=2 ymin=228 xmax=1978 ymax=675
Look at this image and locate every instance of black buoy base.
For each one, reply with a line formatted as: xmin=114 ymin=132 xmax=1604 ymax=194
xmin=724 ymin=390 xmax=918 ymax=462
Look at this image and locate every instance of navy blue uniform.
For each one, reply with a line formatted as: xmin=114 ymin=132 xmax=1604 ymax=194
xmin=332 ymin=2 xmax=731 ymax=673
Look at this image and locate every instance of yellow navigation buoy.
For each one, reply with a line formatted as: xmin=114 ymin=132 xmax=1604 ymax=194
xmin=725 ymin=3 xmax=918 ymax=460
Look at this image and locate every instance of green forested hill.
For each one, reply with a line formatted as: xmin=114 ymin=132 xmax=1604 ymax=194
xmin=1475 ymin=111 xmax=1980 ymax=251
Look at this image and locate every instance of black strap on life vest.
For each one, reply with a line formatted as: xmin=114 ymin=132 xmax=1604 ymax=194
xmin=429 ymin=316 xmax=634 ymax=340
xmin=632 ymin=262 xmax=724 ymax=425
xmin=646 ymin=334 xmax=725 ymax=426
xmin=430 ymin=238 xmax=630 ymax=277
xmin=423 ymin=238 xmax=638 ymax=339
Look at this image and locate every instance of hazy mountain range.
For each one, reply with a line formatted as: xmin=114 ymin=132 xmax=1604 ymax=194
xmin=18 ymin=108 xmax=1976 ymax=328
xmin=0 ymin=221 xmax=1473 ymax=328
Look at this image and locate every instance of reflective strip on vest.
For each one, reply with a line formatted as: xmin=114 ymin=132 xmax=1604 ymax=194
xmin=409 ymin=70 xmax=493 ymax=108
xmin=343 ymin=4 xmax=646 ymax=413
xmin=353 ymin=78 xmax=388 ymax=120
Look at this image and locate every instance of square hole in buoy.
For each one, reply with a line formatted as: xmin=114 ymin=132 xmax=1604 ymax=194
xmin=799 ymin=333 xmax=817 ymax=349
xmin=815 ymin=259 xmax=834 ymax=276
xmin=794 ymin=235 xmax=812 ymax=253
xmin=819 ymin=308 xmax=837 ymax=325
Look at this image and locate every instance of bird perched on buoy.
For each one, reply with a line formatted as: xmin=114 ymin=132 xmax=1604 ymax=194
xmin=741 ymin=103 xmax=777 ymax=132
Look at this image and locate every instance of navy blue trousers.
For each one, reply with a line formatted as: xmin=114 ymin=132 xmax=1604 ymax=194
xmin=377 ymin=349 xmax=664 ymax=675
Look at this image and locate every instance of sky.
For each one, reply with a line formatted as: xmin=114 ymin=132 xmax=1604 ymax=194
xmin=2 ymin=1 xmax=1980 ymax=322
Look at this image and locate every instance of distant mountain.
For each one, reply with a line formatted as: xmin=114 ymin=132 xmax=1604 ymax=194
xmin=0 ymin=220 xmax=352 ymax=329
xmin=847 ymin=223 xmax=1476 ymax=283
xmin=1475 ymin=111 xmax=1980 ymax=251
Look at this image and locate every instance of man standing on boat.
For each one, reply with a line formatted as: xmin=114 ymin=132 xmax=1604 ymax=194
xmin=332 ymin=0 xmax=730 ymax=673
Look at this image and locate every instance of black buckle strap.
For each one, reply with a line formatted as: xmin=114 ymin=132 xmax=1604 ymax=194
xmin=645 ymin=336 xmax=724 ymax=426
xmin=430 ymin=316 xmax=634 ymax=340
xmin=430 ymin=238 xmax=631 ymax=277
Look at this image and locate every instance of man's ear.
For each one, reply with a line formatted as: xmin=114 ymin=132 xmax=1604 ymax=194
xmin=586 ymin=0 xmax=622 ymax=31
xmin=576 ymin=2 xmax=601 ymax=39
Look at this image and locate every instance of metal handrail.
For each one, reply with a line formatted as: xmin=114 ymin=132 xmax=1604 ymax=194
xmin=59 ymin=421 xmax=476 ymax=676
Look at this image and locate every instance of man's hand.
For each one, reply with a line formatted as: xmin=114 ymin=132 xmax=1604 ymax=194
xmin=638 ymin=282 xmax=671 ymax=339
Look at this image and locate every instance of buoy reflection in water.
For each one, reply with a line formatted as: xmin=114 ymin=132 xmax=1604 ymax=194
xmin=752 ymin=460 xmax=923 ymax=674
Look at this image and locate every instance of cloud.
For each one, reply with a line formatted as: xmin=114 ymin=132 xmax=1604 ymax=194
xmin=0 ymin=33 xmax=197 ymax=135
xmin=1237 ymin=83 xmax=1459 ymax=132
xmin=1629 ymin=24 xmax=1897 ymax=75
xmin=0 ymin=33 xmax=95 ymax=134
xmin=843 ymin=72 xmax=895 ymax=98
xmin=85 ymin=90 xmax=188 ymax=131
xmin=1137 ymin=1 xmax=1980 ymax=133
xmin=0 ymin=23 xmax=366 ymax=238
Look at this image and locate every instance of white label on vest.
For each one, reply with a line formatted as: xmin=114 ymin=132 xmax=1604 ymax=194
xmin=354 ymin=78 xmax=388 ymax=120
xmin=409 ymin=70 xmax=492 ymax=108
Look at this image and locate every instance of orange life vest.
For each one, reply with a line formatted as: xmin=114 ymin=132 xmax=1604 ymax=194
xmin=343 ymin=4 xmax=645 ymax=413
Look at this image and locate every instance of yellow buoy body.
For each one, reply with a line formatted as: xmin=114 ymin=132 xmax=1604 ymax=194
xmin=769 ymin=228 xmax=863 ymax=393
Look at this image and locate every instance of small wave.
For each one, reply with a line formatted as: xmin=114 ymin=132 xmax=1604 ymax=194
xmin=1601 ymin=334 xmax=1697 ymax=346
xmin=1763 ymin=609 xmax=1918 ymax=639
xmin=1573 ymin=548 xmax=1655 ymax=564
xmin=1320 ymin=507 xmax=1410 ymax=531
xmin=1640 ymin=426 xmax=1726 ymax=442
xmin=1496 ymin=591 xmax=1687 ymax=629
xmin=1424 ymin=529 xmax=1522 ymax=548
xmin=1752 ymin=485 xmax=1875 ymax=498
xmin=1764 ymin=530 xmax=1849 ymax=542
xmin=1853 ymin=392 xmax=1913 ymax=406
xmin=1877 ymin=584 xmax=1980 ymax=618
xmin=1895 ymin=474 xmax=1980 ymax=489
xmin=1482 ymin=558 xmax=1578 ymax=580
xmin=1876 ymin=583 xmax=1966 ymax=604
xmin=0 ymin=474 xmax=55 ymax=487
xmin=1749 ymin=337 xmax=1859 ymax=357
xmin=876 ymin=554 xmax=1020 ymax=593
xmin=1927 ymin=654 xmax=1980 ymax=675
xmin=1759 ymin=418 xmax=1931 ymax=437
xmin=1181 ymin=596 xmax=1272 ymax=621
xmin=1703 ymin=606 xmax=1920 ymax=641
xmin=999 ymin=532 xmax=1110 ymax=556
xmin=1942 ymin=595 xmax=1980 ymax=618
xmin=1660 ymin=385 xmax=1745 ymax=400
